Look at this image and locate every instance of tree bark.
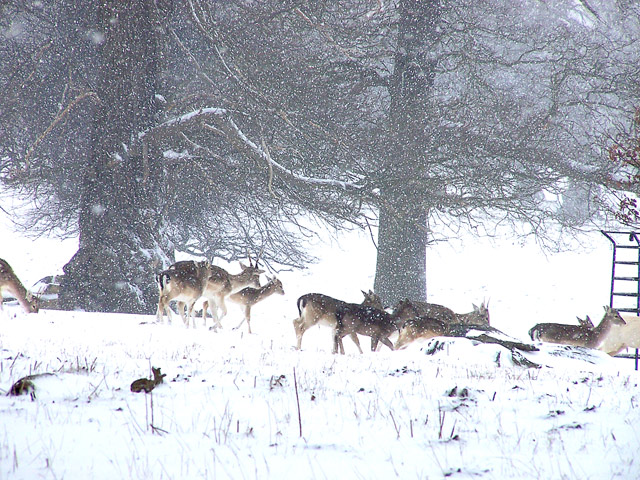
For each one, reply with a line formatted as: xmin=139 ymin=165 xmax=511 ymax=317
xmin=59 ymin=0 xmax=169 ymax=313
xmin=373 ymin=0 xmax=441 ymax=306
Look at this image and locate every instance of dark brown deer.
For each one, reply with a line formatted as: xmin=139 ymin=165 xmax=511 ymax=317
xmin=130 ymin=367 xmax=166 ymax=393
xmin=294 ymin=290 xmax=383 ymax=353
xmin=0 ymin=258 xmax=39 ymax=313
xmin=229 ymin=276 xmax=285 ymax=334
xmin=528 ymin=306 xmax=626 ymax=348
xmin=332 ymin=302 xmax=403 ymax=354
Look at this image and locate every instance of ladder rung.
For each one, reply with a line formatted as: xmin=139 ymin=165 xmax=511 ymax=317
xmin=612 ymin=308 xmax=640 ymax=313
xmin=612 ymin=292 xmax=639 ymax=297
xmin=616 ymin=245 xmax=640 ymax=249
xmin=614 ymin=276 xmax=640 ymax=281
xmin=614 ymin=261 xmax=640 ymax=265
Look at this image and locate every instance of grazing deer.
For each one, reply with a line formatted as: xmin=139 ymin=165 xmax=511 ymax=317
xmin=0 ymin=258 xmax=39 ymax=314
xmin=395 ymin=316 xmax=449 ymax=350
xmin=229 ymin=276 xmax=285 ymax=334
xmin=130 ymin=367 xmax=166 ymax=393
xmin=333 ymin=302 xmax=403 ymax=354
xmin=294 ymin=290 xmax=383 ymax=353
xmin=528 ymin=306 xmax=626 ymax=348
xmin=598 ymin=314 xmax=640 ymax=356
xmin=392 ymin=298 xmax=490 ymax=327
xmin=155 ymin=260 xmax=211 ymax=327
xmin=201 ymin=257 xmax=264 ymax=330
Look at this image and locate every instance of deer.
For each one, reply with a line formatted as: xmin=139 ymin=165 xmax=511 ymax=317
xmin=392 ymin=298 xmax=490 ymax=327
xmin=130 ymin=367 xmax=166 ymax=393
xmin=598 ymin=314 xmax=640 ymax=356
xmin=229 ymin=276 xmax=285 ymax=334
xmin=0 ymin=258 xmax=39 ymax=314
xmin=294 ymin=290 xmax=384 ymax=354
xmin=332 ymin=301 xmax=405 ymax=354
xmin=201 ymin=257 xmax=264 ymax=331
xmin=155 ymin=260 xmax=211 ymax=327
xmin=528 ymin=306 xmax=626 ymax=348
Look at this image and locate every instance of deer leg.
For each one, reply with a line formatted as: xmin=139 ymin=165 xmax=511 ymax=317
xmin=379 ymin=337 xmax=394 ymax=351
xmin=349 ymin=333 xmax=363 ymax=354
xmin=371 ymin=337 xmax=379 ymax=352
xmin=177 ymin=301 xmax=189 ymax=327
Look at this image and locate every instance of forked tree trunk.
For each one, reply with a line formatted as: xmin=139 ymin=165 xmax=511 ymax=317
xmin=59 ymin=1 xmax=169 ymax=313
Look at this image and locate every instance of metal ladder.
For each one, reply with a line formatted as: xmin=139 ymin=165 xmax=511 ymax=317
xmin=601 ymin=231 xmax=640 ymax=370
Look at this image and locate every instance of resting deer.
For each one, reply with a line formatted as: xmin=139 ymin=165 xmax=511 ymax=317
xmin=130 ymin=367 xmax=166 ymax=393
xmin=229 ymin=276 xmax=285 ymax=334
xmin=395 ymin=316 xmax=449 ymax=349
xmin=294 ymin=290 xmax=384 ymax=353
xmin=0 ymin=258 xmax=39 ymax=314
xmin=155 ymin=260 xmax=211 ymax=327
xmin=393 ymin=298 xmax=490 ymax=327
xmin=528 ymin=306 xmax=626 ymax=348
xmin=598 ymin=314 xmax=640 ymax=356
xmin=333 ymin=302 xmax=404 ymax=354
xmin=201 ymin=257 xmax=264 ymax=330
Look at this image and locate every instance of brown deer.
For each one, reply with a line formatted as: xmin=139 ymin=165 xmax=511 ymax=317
xmin=228 ymin=276 xmax=285 ymax=334
xmin=392 ymin=298 xmax=490 ymax=327
xmin=528 ymin=306 xmax=626 ymax=348
xmin=130 ymin=367 xmax=166 ymax=393
xmin=332 ymin=302 xmax=404 ymax=354
xmin=294 ymin=290 xmax=384 ymax=353
xmin=155 ymin=260 xmax=211 ymax=327
xmin=201 ymin=257 xmax=264 ymax=331
xmin=0 ymin=258 xmax=39 ymax=314
xmin=395 ymin=316 xmax=449 ymax=350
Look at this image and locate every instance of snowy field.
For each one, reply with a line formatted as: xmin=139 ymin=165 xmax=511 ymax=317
xmin=1 ymin=202 xmax=639 ymax=479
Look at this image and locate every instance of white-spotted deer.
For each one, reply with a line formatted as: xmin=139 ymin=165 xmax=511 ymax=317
xmin=155 ymin=260 xmax=211 ymax=327
xmin=202 ymin=257 xmax=264 ymax=331
xmin=229 ymin=276 xmax=285 ymax=334
xmin=528 ymin=306 xmax=626 ymax=348
xmin=332 ymin=302 xmax=404 ymax=354
xmin=294 ymin=290 xmax=383 ymax=353
xmin=0 ymin=258 xmax=39 ymax=314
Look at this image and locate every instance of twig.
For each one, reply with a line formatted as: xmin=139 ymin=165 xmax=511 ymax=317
xmin=293 ymin=367 xmax=302 ymax=437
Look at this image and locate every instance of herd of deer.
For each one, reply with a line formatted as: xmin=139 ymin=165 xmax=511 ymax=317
xmin=1 ymin=256 xmax=639 ymax=356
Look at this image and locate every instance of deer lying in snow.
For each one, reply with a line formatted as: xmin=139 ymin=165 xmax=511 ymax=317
xmin=392 ymin=298 xmax=490 ymax=327
xmin=598 ymin=314 xmax=640 ymax=356
xmin=0 ymin=258 xmax=39 ymax=314
xmin=294 ymin=290 xmax=384 ymax=353
xmin=528 ymin=306 xmax=625 ymax=348
xmin=130 ymin=367 xmax=166 ymax=393
xmin=229 ymin=276 xmax=285 ymax=334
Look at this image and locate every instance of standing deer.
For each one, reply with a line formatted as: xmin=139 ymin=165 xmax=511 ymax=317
xmin=201 ymin=257 xmax=264 ymax=331
xmin=332 ymin=302 xmax=404 ymax=354
xmin=155 ymin=260 xmax=211 ymax=327
xmin=0 ymin=258 xmax=39 ymax=314
xmin=294 ymin=290 xmax=383 ymax=353
xmin=229 ymin=276 xmax=285 ymax=334
xmin=528 ymin=306 xmax=626 ymax=348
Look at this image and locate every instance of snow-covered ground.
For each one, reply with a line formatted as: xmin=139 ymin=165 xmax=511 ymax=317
xmin=1 ymin=202 xmax=638 ymax=479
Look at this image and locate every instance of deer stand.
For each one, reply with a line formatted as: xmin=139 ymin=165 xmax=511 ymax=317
xmin=601 ymin=231 xmax=640 ymax=370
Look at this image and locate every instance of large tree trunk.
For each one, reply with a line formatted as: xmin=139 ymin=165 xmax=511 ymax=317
xmin=59 ymin=1 xmax=169 ymax=313
xmin=373 ymin=0 xmax=441 ymax=307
